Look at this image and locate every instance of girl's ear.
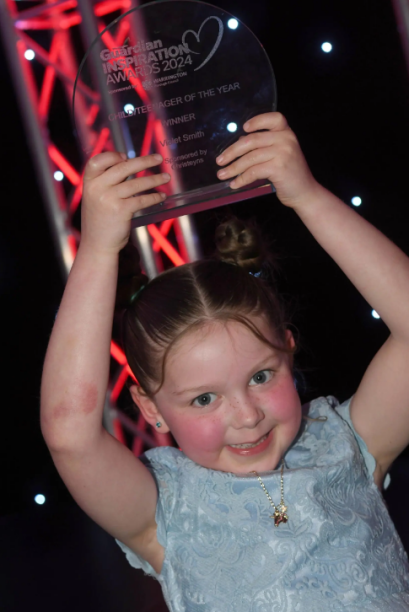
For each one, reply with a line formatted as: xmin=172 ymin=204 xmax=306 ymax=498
xmin=285 ymin=329 xmax=296 ymax=370
xmin=129 ymin=385 xmax=170 ymax=433
xmin=285 ymin=329 xmax=296 ymax=350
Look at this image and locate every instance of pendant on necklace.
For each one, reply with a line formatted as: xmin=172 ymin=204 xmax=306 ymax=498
xmin=252 ymin=465 xmax=288 ymax=527
xmin=271 ymin=504 xmax=288 ymax=527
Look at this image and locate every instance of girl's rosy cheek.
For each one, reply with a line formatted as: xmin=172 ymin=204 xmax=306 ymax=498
xmin=183 ymin=416 xmax=225 ymax=452
xmin=257 ymin=383 xmax=301 ymax=422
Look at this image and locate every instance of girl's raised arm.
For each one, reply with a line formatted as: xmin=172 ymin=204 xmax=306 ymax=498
xmin=217 ymin=112 xmax=409 ymax=486
xmin=40 ymin=152 xmax=169 ymax=561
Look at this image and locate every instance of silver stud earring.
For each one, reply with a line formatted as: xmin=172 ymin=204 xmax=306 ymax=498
xmin=156 ymin=422 xmax=162 ymax=428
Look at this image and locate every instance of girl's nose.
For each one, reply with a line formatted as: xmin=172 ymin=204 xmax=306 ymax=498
xmin=230 ymin=396 xmax=265 ymax=429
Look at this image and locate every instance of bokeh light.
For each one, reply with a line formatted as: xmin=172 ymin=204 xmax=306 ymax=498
xmin=227 ymin=18 xmax=239 ymax=29
xmin=124 ymin=103 xmax=135 ymax=115
xmin=227 ymin=122 xmax=238 ymax=132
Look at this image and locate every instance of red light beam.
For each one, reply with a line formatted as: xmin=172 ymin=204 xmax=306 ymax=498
xmin=48 ymin=144 xmax=81 ymax=185
xmin=148 ymin=224 xmax=185 ymax=267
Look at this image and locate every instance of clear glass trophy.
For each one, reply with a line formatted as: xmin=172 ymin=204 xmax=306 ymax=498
xmin=73 ymin=0 xmax=277 ymax=227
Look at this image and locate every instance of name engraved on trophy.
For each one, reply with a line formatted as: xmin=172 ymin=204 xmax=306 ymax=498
xmin=159 ymin=130 xmax=205 ymax=147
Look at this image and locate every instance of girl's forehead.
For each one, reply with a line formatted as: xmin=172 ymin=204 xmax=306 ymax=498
xmin=154 ymin=318 xmax=287 ymax=399
xmin=166 ymin=317 xmax=278 ymax=369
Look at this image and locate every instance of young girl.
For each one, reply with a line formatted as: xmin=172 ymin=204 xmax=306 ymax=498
xmin=41 ymin=113 xmax=409 ymax=611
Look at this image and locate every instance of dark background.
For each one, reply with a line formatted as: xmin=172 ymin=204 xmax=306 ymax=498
xmin=2 ymin=0 xmax=409 ymax=610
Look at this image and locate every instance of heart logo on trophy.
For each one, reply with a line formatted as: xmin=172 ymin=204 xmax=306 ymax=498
xmin=181 ymin=16 xmax=224 ymax=71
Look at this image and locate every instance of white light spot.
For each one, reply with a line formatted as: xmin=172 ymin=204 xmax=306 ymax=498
xmin=127 ymin=150 xmax=136 ymax=158
xmin=351 ymin=196 xmax=362 ymax=207
xmin=227 ymin=122 xmax=238 ymax=133
xmin=372 ymin=310 xmax=381 ymax=319
xmin=227 ymin=18 xmax=239 ymax=30
xmin=34 ymin=494 xmax=46 ymax=505
xmin=54 ymin=171 xmax=64 ymax=181
xmin=321 ymin=42 xmax=333 ymax=53
xmin=24 ymin=49 xmax=35 ymax=60
xmin=124 ymin=103 xmax=135 ymax=115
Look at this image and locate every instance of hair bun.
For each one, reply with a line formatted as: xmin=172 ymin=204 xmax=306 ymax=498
xmin=214 ymin=217 xmax=267 ymax=274
xmin=116 ymin=242 xmax=149 ymax=310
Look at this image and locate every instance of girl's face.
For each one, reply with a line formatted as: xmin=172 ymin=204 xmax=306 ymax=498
xmin=148 ymin=316 xmax=302 ymax=475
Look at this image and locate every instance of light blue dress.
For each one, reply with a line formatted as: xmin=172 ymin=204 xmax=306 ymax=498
xmin=116 ymin=396 xmax=409 ymax=611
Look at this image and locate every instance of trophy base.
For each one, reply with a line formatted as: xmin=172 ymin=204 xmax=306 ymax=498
xmin=131 ymin=180 xmax=275 ymax=227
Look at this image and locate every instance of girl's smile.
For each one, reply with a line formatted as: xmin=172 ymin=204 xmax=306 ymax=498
xmin=137 ymin=316 xmax=302 ymax=475
xmin=227 ymin=427 xmax=274 ymax=455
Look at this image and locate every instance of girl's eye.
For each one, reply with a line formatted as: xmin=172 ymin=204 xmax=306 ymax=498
xmin=192 ymin=392 xmax=217 ymax=407
xmin=249 ymin=370 xmax=274 ymax=386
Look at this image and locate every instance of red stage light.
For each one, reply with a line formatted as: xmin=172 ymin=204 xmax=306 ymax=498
xmin=148 ymin=225 xmax=185 ymax=267
xmin=48 ymin=144 xmax=81 ymax=186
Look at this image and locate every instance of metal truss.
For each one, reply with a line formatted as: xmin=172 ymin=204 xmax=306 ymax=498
xmin=0 ymin=0 xmax=201 ymax=453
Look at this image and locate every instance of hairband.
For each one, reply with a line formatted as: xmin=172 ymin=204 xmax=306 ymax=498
xmin=130 ymin=284 xmax=146 ymax=304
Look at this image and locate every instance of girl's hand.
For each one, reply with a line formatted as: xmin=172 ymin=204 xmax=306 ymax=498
xmin=216 ymin=112 xmax=320 ymax=209
xmin=81 ymin=152 xmax=170 ymax=255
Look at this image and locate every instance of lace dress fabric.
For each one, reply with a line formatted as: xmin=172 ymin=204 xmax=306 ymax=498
xmin=116 ymin=396 xmax=409 ymax=611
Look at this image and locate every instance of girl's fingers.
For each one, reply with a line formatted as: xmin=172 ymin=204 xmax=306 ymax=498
xmin=84 ymin=152 xmax=163 ymax=185
xmin=116 ymin=172 xmax=171 ymax=199
xmin=125 ymin=191 xmax=167 ymax=213
xmin=229 ymin=160 xmax=275 ymax=190
xmin=84 ymin=151 xmax=127 ymax=180
xmin=216 ymin=131 xmax=275 ymax=167
xmin=216 ymin=113 xmax=290 ymax=167
xmin=103 ymin=154 xmax=163 ymax=186
xmin=243 ymin=112 xmax=289 ymax=134
xmin=217 ymin=145 xmax=276 ymax=182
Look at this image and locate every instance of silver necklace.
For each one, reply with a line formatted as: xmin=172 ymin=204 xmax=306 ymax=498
xmin=251 ymin=461 xmax=288 ymax=527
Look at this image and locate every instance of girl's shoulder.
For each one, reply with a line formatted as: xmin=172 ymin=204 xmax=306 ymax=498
xmin=302 ymin=394 xmax=346 ymax=422
xmin=302 ymin=394 xmax=357 ymax=435
xmin=285 ymin=395 xmax=353 ymax=468
xmin=294 ymin=395 xmax=390 ymax=489
xmin=139 ymin=445 xmax=204 ymax=487
xmin=142 ymin=445 xmax=186 ymax=469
